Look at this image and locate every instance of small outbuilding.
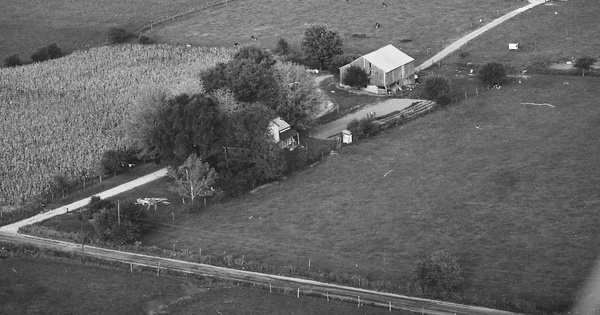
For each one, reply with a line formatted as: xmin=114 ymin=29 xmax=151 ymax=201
xmin=509 ymin=43 xmax=519 ymax=50
xmin=339 ymin=44 xmax=415 ymax=93
xmin=269 ymin=117 xmax=299 ymax=149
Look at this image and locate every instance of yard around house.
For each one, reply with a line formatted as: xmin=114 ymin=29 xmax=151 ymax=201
xmin=48 ymin=73 xmax=599 ymax=311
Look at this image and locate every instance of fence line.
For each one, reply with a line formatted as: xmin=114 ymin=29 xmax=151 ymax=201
xmin=136 ymin=0 xmax=242 ymax=35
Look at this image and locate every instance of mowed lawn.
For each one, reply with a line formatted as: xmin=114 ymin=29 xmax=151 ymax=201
xmin=444 ymin=0 xmax=600 ymax=68
xmin=97 ymin=74 xmax=600 ymax=307
xmin=0 ymin=258 xmax=398 ymax=314
xmin=145 ymin=0 xmax=522 ymax=64
xmin=0 ymin=0 xmax=203 ymax=60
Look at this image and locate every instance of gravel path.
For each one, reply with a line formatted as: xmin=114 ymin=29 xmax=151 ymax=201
xmin=415 ymin=0 xmax=547 ymax=72
xmin=0 ymin=168 xmax=168 ymax=234
xmin=310 ymin=98 xmax=420 ymax=139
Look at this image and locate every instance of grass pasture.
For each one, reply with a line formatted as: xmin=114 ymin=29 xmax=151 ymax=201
xmin=0 ymin=258 xmax=396 ymax=314
xmin=145 ymin=0 xmax=522 ymax=64
xmin=0 ymin=0 xmax=208 ymax=61
xmin=441 ymin=0 xmax=600 ymax=69
xmin=74 ymin=74 xmax=600 ymax=311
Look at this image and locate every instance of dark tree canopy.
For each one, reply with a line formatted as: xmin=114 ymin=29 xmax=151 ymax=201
xmin=133 ymin=93 xmax=223 ymax=166
xmin=274 ymin=37 xmax=291 ymax=55
xmin=574 ymin=56 xmax=597 ymax=76
xmin=342 ymin=65 xmax=370 ymax=88
xmin=217 ymin=104 xmax=285 ymax=193
xmin=414 ymin=251 xmax=463 ymax=296
xmin=200 ymin=59 xmax=280 ymax=110
xmin=233 ymin=45 xmax=276 ymax=66
xmin=421 ymin=75 xmax=451 ymax=106
xmin=301 ymin=24 xmax=344 ymax=69
xmin=478 ymin=62 xmax=508 ymax=86
xmin=330 ymin=54 xmax=359 ymax=77
xmin=100 ymin=149 xmax=128 ymax=176
xmin=3 ymin=54 xmax=22 ymax=68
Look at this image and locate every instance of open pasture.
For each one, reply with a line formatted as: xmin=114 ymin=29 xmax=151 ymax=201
xmin=145 ymin=0 xmax=522 ymax=64
xmin=444 ymin=0 xmax=600 ymax=69
xmin=96 ymin=74 xmax=600 ymax=310
xmin=0 ymin=44 xmax=232 ymax=205
xmin=0 ymin=0 xmax=207 ymax=61
xmin=0 ymin=258 xmax=393 ymax=314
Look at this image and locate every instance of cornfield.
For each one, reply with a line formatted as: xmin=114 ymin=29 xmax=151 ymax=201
xmin=0 ymin=44 xmax=233 ymax=205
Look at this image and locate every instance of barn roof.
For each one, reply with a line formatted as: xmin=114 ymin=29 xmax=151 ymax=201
xmin=362 ymin=44 xmax=414 ymax=72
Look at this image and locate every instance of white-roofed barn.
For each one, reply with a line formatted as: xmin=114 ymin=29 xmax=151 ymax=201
xmin=339 ymin=44 xmax=415 ymax=93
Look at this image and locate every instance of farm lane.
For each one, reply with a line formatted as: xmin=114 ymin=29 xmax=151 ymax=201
xmin=0 ymin=168 xmax=168 ymax=234
xmin=415 ymin=0 xmax=547 ymax=72
xmin=313 ymin=74 xmax=336 ymax=118
xmin=310 ymin=98 xmax=420 ymax=139
xmin=0 ymin=232 xmax=521 ymax=315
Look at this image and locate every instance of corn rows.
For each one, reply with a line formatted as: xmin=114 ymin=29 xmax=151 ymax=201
xmin=0 ymin=44 xmax=233 ymax=205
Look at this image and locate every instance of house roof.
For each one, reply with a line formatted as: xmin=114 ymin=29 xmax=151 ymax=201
xmin=362 ymin=44 xmax=414 ymax=72
xmin=270 ymin=117 xmax=290 ymax=131
xmin=279 ymin=128 xmax=299 ymax=141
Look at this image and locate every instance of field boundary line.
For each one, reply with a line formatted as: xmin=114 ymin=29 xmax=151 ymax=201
xmin=0 ymin=232 xmax=524 ymax=315
xmin=136 ymin=0 xmax=244 ymax=35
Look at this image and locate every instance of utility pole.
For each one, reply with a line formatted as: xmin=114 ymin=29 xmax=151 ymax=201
xmin=117 ymin=199 xmax=121 ymax=226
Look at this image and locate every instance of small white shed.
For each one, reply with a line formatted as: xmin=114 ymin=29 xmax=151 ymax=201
xmin=509 ymin=43 xmax=519 ymax=50
xmin=341 ymin=130 xmax=353 ymax=144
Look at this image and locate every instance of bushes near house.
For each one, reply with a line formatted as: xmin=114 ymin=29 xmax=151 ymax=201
xmin=421 ymin=75 xmax=451 ymax=106
xmin=342 ymin=65 xmax=370 ymax=88
xmin=347 ymin=117 xmax=381 ymax=140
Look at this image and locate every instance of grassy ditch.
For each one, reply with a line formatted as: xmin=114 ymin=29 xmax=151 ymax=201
xmin=0 ymin=243 xmax=391 ymax=315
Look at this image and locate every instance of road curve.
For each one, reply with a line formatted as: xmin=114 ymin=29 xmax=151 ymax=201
xmin=415 ymin=0 xmax=547 ymax=72
xmin=0 ymin=232 xmax=523 ymax=315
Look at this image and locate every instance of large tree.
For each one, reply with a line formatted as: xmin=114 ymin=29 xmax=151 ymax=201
xmin=126 ymin=89 xmax=170 ymax=161
xmin=421 ymin=75 xmax=451 ymax=106
xmin=478 ymin=62 xmax=508 ymax=86
xmin=233 ymin=45 xmax=277 ymax=66
xmin=168 ymin=154 xmax=218 ymax=206
xmin=200 ymin=59 xmax=280 ymax=110
xmin=301 ymin=24 xmax=344 ymax=70
xmin=574 ymin=56 xmax=597 ymax=76
xmin=218 ymin=104 xmax=285 ymax=193
xmin=272 ymin=61 xmax=322 ymax=129
xmin=127 ymin=92 xmax=223 ymax=166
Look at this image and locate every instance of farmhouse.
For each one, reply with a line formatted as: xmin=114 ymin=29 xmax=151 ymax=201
xmin=269 ymin=117 xmax=299 ymax=149
xmin=339 ymin=44 xmax=415 ymax=93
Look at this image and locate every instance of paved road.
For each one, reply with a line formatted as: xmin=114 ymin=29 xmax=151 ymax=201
xmin=0 ymin=168 xmax=168 ymax=233
xmin=0 ymin=232 xmax=521 ymax=315
xmin=415 ymin=0 xmax=548 ymax=72
xmin=310 ymin=98 xmax=420 ymax=139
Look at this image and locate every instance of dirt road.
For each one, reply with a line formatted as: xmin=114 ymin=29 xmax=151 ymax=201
xmin=0 ymin=232 xmax=520 ymax=315
xmin=310 ymin=98 xmax=420 ymax=139
xmin=0 ymin=168 xmax=168 ymax=234
xmin=415 ymin=0 xmax=547 ymax=72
